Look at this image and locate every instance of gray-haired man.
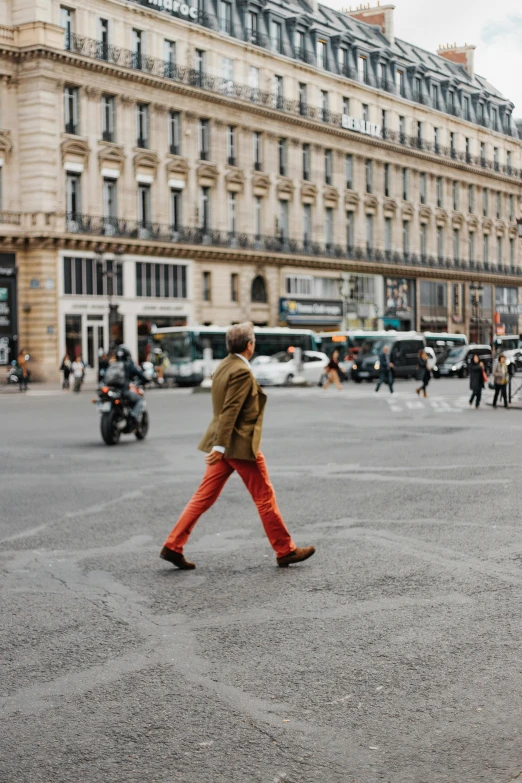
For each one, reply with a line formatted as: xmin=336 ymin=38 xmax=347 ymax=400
xmin=161 ymin=322 xmax=315 ymax=570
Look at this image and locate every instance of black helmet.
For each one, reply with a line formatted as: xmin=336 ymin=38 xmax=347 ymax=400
xmin=115 ymin=345 xmax=131 ymax=361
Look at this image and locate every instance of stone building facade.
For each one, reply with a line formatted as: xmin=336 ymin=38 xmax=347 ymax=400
xmin=0 ymin=0 xmax=521 ymax=378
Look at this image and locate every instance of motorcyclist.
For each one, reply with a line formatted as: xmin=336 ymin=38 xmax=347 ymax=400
xmin=115 ymin=345 xmax=148 ymax=421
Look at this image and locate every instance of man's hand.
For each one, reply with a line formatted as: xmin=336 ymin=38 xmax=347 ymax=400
xmin=205 ymin=450 xmax=224 ymax=465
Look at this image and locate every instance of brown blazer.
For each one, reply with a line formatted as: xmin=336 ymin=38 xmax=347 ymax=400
xmin=198 ymin=354 xmax=267 ymax=461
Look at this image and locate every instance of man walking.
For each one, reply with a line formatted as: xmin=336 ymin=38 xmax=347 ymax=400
xmin=375 ymin=344 xmax=394 ymax=393
xmin=160 ymin=323 xmax=315 ymax=569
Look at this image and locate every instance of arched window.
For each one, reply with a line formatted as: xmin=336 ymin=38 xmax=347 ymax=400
xmin=251 ymin=275 xmax=267 ymax=303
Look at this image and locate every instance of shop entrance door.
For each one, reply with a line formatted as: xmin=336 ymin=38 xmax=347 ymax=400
xmin=86 ymin=318 xmax=106 ymax=374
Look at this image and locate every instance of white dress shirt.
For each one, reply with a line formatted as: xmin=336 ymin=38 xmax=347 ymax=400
xmin=212 ymin=353 xmax=252 ymax=454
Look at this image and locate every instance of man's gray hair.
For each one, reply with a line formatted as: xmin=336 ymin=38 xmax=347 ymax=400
xmin=226 ymin=322 xmax=255 ymax=354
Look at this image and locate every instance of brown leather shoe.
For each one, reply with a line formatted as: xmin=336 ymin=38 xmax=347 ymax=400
xmin=160 ymin=546 xmax=196 ymax=570
xmin=277 ymin=546 xmax=315 ymax=568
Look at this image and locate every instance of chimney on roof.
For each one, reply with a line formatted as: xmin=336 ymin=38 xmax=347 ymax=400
xmin=346 ymin=3 xmax=395 ymax=45
xmin=437 ymin=42 xmax=476 ymax=79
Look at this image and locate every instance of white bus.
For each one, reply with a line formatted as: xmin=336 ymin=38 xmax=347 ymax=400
xmin=149 ymin=325 xmax=320 ymax=385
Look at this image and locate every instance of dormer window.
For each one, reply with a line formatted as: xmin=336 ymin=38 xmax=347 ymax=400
xmin=379 ymin=63 xmax=387 ymax=88
xmin=246 ymin=11 xmax=258 ymax=43
xmin=358 ymin=55 xmax=368 ymax=83
xmin=338 ymin=47 xmax=349 ymax=75
xmin=463 ymin=95 xmax=470 ymax=121
xmin=271 ymin=20 xmax=282 ymax=53
xmin=317 ymin=40 xmax=327 ymax=69
xmin=491 ymin=106 xmax=498 ymax=131
xmin=432 ymin=83 xmax=440 ymax=110
xmin=396 ymin=68 xmax=405 ymax=97
xmin=414 ymin=77 xmax=422 ymax=102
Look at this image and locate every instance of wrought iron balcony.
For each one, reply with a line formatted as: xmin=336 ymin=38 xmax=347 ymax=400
xmin=102 ymin=130 xmax=115 ymax=143
xmin=64 ymin=121 xmax=79 ymax=135
xmin=295 ymin=47 xmax=316 ymax=66
xmin=66 ymin=33 xmax=522 ymax=180
xmin=169 ymin=144 xmax=181 ymax=156
xmin=63 ymin=213 xmax=522 ymax=277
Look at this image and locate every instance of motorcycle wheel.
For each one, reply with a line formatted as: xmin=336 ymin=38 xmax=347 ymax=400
xmin=101 ymin=410 xmax=121 ymax=445
xmin=135 ymin=411 xmax=149 ymax=440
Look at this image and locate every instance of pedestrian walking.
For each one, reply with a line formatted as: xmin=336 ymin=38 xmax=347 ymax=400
xmin=468 ymin=354 xmax=486 ymax=409
xmin=375 ymin=345 xmax=394 ymax=393
xmin=60 ymin=354 xmax=72 ymax=389
xmin=492 ymin=354 xmax=509 ymax=409
xmin=416 ymin=350 xmax=431 ymax=398
xmin=160 ymin=322 xmax=315 ymax=570
xmin=16 ymin=351 xmax=29 ymax=393
xmin=71 ymin=356 xmax=85 ymax=393
xmin=323 ymin=349 xmax=343 ymax=391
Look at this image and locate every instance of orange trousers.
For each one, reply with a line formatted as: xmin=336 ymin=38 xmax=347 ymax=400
xmin=163 ymin=452 xmax=296 ymax=559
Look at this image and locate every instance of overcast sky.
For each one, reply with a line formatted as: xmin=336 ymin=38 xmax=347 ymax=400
xmin=328 ymin=0 xmax=522 ymax=114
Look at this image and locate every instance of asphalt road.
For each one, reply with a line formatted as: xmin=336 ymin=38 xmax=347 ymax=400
xmin=2 ymin=377 xmax=522 ymax=783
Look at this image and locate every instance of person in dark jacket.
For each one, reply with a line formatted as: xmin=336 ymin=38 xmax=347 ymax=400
xmin=60 ymin=354 xmax=72 ymax=390
xmin=468 ymin=354 xmax=485 ymax=409
xmin=416 ymin=350 xmax=431 ymax=398
xmin=375 ymin=345 xmax=394 ymax=393
xmin=115 ymin=345 xmax=148 ymax=421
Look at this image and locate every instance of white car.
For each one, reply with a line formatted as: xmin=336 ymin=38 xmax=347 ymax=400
xmin=252 ymin=351 xmax=330 ymax=386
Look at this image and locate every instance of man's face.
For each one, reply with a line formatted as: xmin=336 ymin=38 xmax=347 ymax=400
xmin=245 ymin=339 xmax=256 ymax=360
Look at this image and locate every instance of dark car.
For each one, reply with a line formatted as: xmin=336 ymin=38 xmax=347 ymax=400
xmin=438 ymin=345 xmax=492 ymax=378
xmin=351 ymin=334 xmax=426 ymax=382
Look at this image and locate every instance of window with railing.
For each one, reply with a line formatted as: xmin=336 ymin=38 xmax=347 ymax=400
xmin=362 ymin=103 xmax=369 ymax=123
xmin=358 ymin=55 xmax=368 ymax=84
xmin=271 ymin=20 xmax=283 ymax=53
xmin=254 ymin=195 xmax=262 ymax=238
xmin=483 ymin=234 xmax=489 ymax=264
xmin=168 ymin=111 xmax=181 ymax=155
xmin=274 ymin=75 xmax=284 ymax=109
xmin=450 ymin=131 xmax=456 ymax=158
xmin=339 ymin=48 xmax=349 ymax=75
xmin=480 ymin=141 xmax=486 ymax=165
xmin=385 ymin=217 xmax=392 ymax=254
xmin=463 ymin=95 xmax=470 ymax=121
xmin=246 ymin=11 xmax=258 ymax=43
xmin=402 ymin=220 xmax=410 ymax=255
xmin=60 ymin=6 xmax=74 ymax=50
xmin=138 ymin=183 xmax=151 ymax=227
xmin=101 ymin=94 xmax=115 ymax=142
xmin=432 ymin=83 xmax=440 ymax=110
xmin=347 ymin=211 xmax=355 ymax=252
xmin=321 ymin=90 xmax=329 ymax=122
xmin=469 ymin=232 xmax=475 ymax=263
xmin=200 ymin=186 xmax=210 ymax=230
xmin=66 ymin=173 xmax=81 ymax=218
xmin=195 ymin=49 xmax=205 ymax=84
xmin=325 ymin=207 xmax=333 ymax=250
xmin=434 ymin=126 xmax=440 ymax=153
xmin=510 ymin=237 xmax=515 ymax=266
xmin=366 ymin=213 xmax=374 ymax=252
xmin=453 ymin=228 xmax=460 ymax=261
xmin=482 ymin=188 xmax=488 ymax=217
xmin=278 ymin=199 xmax=289 ymax=239
xmin=298 ymin=82 xmax=307 ymax=116
xmin=131 ymin=28 xmax=144 ymax=70
xmin=317 ymin=40 xmax=327 ymax=69
xmin=493 ymin=146 xmax=499 ymax=171
xmin=64 ymin=86 xmax=79 ymax=135
xmin=496 ymin=191 xmax=501 ymax=220
xmin=102 ymin=178 xmax=117 ymax=224
xmin=164 ymin=39 xmax=176 ymax=77
xmin=219 ymin=0 xmax=232 ymax=34
xmin=468 ymin=184 xmax=474 ymax=214
xmin=170 ymin=188 xmax=182 ymax=231
xmin=437 ymin=226 xmax=444 ymax=261
xmin=420 ymin=223 xmax=427 ymax=258
xmin=303 ymin=203 xmax=312 ymax=245
xmin=136 ymin=103 xmax=149 ymax=148
xmin=414 ymin=76 xmax=422 ymax=103
xmin=396 ymin=69 xmax=405 ymax=96
xmin=497 ymin=236 xmax=503 ymax=265
xmin=509 ymin=194 xmax=515 ymax=222
xmin=63 ymin=256 xmax=123 ymax=297
xmin=227 ymin=191 xmax=237 ymax=234
xmin=399 ymin=115 xmax=406 ymax=144
xmin=98 ymin=18 xmax=109 ymax=60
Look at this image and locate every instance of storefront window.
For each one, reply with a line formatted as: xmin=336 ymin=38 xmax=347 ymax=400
xmin=65 ymin=314 xmax=82 ymax=359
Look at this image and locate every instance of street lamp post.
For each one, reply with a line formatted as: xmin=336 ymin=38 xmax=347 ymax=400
xmin=338 ymin=273 xmax=351 ymax=331
xmin=470 ymin=282 xmax=484 ymax=343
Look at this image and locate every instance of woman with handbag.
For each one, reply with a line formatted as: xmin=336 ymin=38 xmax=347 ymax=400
xmin=469 ymin=354 xmax=486 ymax=409
xmin=492 ymin=354 xmax=509 ymax=409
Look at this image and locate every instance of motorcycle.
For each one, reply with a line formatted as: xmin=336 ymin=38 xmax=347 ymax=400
xmin=96 ymin=382 xmax=149 ymax=445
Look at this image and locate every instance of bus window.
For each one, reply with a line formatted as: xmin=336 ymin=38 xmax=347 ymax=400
xmin=195 ymin=332 xmax=228 ymax=360
xmin=159 ymin=333 xmax=193 ymax=362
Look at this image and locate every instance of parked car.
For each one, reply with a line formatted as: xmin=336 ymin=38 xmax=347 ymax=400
xmin=351 ymin=333 xmax=426 ymax=382
xmin=252 ymin=350 xmax=329 ymax=386
xmin=438 ymin=345 xmax=492 ymax=377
